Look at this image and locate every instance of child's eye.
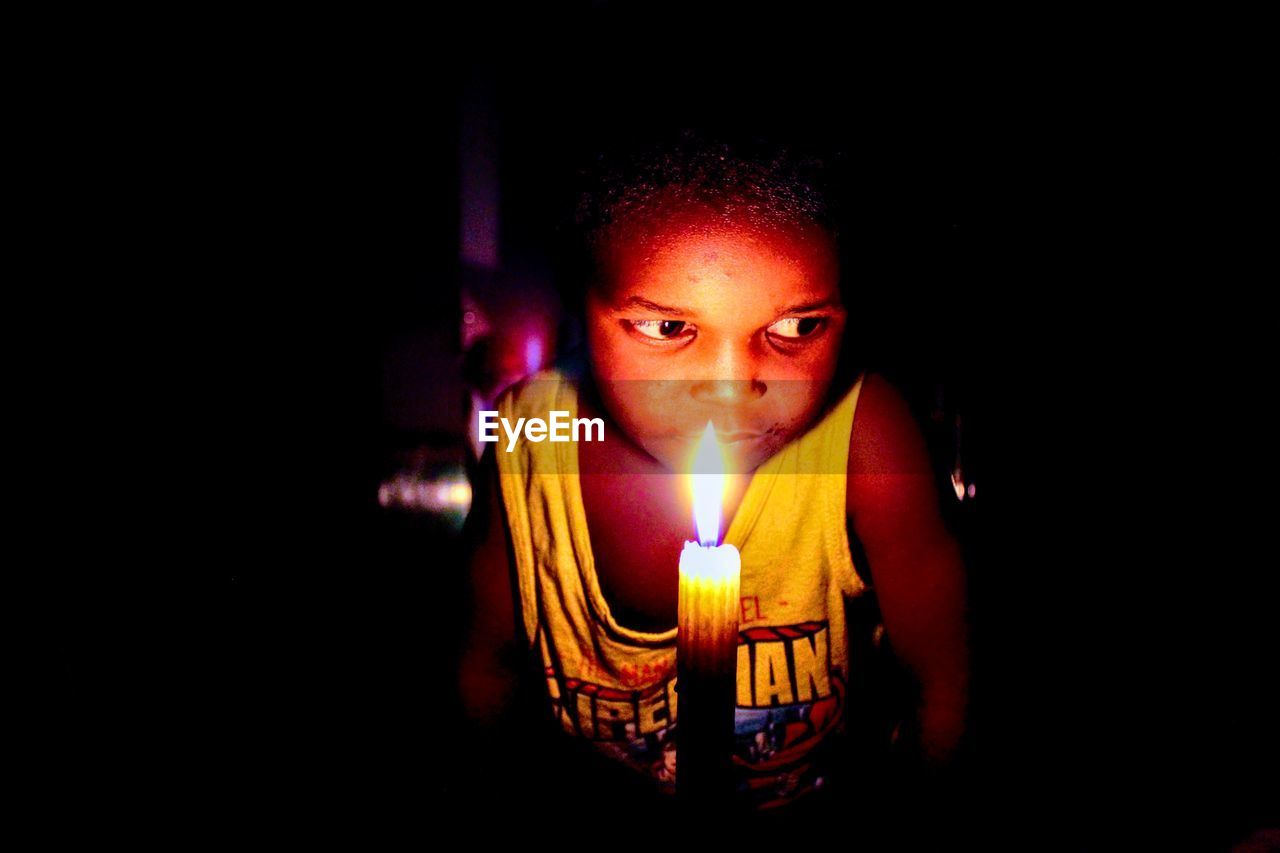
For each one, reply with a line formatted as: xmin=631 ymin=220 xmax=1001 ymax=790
xmin=628 ymin=319 xmax=693 ymax=341
xmin=767 ymin=317 xmax=828 ymax=340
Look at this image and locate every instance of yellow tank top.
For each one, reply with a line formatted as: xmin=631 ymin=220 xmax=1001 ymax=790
xmin=494 ymin=368 xmax=871 ymax=811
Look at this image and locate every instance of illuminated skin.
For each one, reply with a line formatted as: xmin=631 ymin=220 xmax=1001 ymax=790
xmin=585 ymin=216 xmax=846 ymax=476
xmin=580 ymin=211 xmax=970 ymax=768
xmin=460 ymin=209 xmax=970 ymax=783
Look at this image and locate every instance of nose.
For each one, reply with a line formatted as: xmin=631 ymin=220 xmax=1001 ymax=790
xmin=689 ymin=378 xmax=767 ymax=405
xmin=688 ymin=339 xmax=767 ymax=405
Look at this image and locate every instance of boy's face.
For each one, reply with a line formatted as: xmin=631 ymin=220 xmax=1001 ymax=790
xmin=586 ymin=217 xmax=846 ymax=474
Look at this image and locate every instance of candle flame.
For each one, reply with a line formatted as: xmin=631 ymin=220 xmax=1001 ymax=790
xmin=690 ymin=421 xmax=725 ymax=546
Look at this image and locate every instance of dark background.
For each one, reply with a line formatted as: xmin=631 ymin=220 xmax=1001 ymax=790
xmin=54 ymin=10 xmax=1274 ymax=847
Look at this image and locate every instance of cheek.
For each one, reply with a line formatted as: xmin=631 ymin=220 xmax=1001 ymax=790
xmin=587 ymin=316 xmax=660 ymax=383
xmin=598 ymin=380 xmax=677 ymax=433
xmin=765 ymin=383 xmax=827 ymax=435
xmin=586 ymin=315 xmax=626 ymax=372
xmin=794 ymin=323 xmax=844 ymax=378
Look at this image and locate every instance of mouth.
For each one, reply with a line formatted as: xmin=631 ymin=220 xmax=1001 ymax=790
xmin=716 ymin=431 xmax=765 ymax=444
xmin=675 ymin=428 xmax=770 ymax=444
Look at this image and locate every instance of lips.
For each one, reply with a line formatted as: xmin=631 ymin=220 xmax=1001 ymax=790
xmin=675 ymin=428 xmax=769 ymax=443
xmin=716 ymin=431 xmax=765 ymax=443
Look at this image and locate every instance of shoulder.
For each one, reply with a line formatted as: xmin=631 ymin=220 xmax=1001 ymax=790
xmin=847 ymin=371 xmax=937 ymax=518
xmin=492 ymin=369 xmax=582 ymax=477
xmin=496 ymin=368 xmax=577 ymax=419
xmin=848 ymin=372 xmax=933 ymax=475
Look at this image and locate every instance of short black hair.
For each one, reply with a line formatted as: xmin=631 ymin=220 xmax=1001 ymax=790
xmin=558 ymin=129 xmax=843 ymax=305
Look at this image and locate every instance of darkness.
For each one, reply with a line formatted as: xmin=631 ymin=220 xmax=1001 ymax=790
xmin=55 ymin=12 xmax=1274 ymax=848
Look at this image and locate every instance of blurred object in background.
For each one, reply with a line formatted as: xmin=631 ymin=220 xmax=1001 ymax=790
xmin=455 ymin=68 xmax=560 ymax=461
xmin=928 ymin=379 xmax=977 ymax=504
xmin=460 ymin=265 xmax=559 ymax=460
xmin=378 ymin=443 xmax=473 ymax=527
xmin=908 ymin=373 xmax=978 ymax=535
xmin=379 ymin=64 xmax=562 ymax=532
xmin=948 ymin=412 xmax=975 ymax=503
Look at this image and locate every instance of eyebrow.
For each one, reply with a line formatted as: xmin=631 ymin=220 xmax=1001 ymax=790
xmin=775 ymin=298 xmax=841 ymax=315
xmin=615 ymin=295 xmax=841 ymax=317
xmin=616 ymin=296 xmax=695 ymax=317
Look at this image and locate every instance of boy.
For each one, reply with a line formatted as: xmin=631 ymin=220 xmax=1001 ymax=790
xmin=457 ymin=134 xmax=970 ymax=822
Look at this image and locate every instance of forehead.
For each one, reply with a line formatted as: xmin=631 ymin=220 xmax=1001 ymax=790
xmin=598 ymin=215 xmax=838 ymax=303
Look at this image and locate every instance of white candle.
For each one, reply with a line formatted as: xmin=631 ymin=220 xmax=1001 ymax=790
xmin=678 ymin=541 xmax=741 ymax=677
xmin=676 ymin=422 xmax=741 ymax=802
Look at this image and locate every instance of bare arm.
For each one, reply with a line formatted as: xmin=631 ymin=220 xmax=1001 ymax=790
xmin=457 ymin=443 xmax=524 ymax=731
xmin=847 ymin=373 xmax=971 ymax=768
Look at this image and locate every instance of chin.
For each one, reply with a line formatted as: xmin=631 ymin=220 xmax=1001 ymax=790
xmin=733 ymin=435 xmax=788 ymax=474
xmin=642 ymin=433 xmax=788 ymax=476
